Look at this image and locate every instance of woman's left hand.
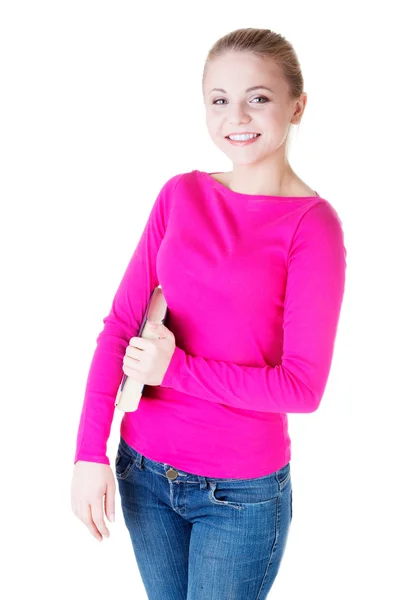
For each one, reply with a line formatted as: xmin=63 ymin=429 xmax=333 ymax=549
xmin=122 ymin=322 xmax=176 ymax=386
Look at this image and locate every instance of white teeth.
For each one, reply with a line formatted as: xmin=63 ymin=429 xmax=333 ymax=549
xmin=228 ymin=133 xmax=259 ymax=141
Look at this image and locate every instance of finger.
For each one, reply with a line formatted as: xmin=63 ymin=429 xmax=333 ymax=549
xmin=91 ymin=500 xmax=110 ymax=539
xmin=125 ymin=345 xmax=143 ymax=360
xmin=129 ymin=336 xmax=147 ymax=350
xmin=148 ymin=322 xmax=171 ymax=338
xmin=122 ymin=365 xmax=145 ymax=383
xmin=104 ymin=483 xmax=115 ymax=523
xmin=82 ymin=505 xmax=103 ymax=541
xmin=123 ymin=356 xmax=143 ymax=374
xmin=148 ymin=322 xmax=161 ymax=334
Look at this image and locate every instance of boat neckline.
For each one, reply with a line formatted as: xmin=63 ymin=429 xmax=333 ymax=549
xmin=197 ymin=170 xmax=321 ymax=201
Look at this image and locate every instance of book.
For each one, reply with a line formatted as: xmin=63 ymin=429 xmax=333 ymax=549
xmin=115 ymin=285 xmax=168 ymax=412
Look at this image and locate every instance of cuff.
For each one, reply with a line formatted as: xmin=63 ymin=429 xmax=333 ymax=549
xmin=74 ymin=454 xmax=110 ymax=466
xmin=161 ymin=345 xmax=186 ymax=388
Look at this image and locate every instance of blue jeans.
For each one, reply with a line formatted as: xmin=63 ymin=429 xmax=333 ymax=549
xmin=115 ymin=435 xmax=293 ymax=600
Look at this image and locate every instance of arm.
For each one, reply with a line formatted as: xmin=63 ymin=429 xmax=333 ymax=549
xmin=74 ymin=173 xmax=182 ymax=465
xmin=161 ymin=201 xmax=347 ymax=414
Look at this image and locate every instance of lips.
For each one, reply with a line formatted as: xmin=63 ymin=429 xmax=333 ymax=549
xmin=225 ymin=133 xmax=262 ymax=147
xmin=225 ymin=133 xmax=261 ymax=139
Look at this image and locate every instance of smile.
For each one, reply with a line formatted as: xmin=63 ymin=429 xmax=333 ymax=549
xmin=225 ymin=134 xmax=262 ymax=146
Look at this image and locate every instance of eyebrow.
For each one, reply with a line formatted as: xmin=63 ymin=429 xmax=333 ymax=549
xmin=208 ymin=85 xmax=274 ymax=95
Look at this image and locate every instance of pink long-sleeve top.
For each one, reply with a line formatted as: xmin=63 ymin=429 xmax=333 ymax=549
xmin=74 ymin=169 xmax=347 ymax=478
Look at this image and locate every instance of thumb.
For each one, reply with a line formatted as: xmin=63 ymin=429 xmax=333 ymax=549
xmin=149 ymin=321 xmax=175 ymax=341
xmin=105 ymin=483 xmax=115 ymax=523
xmin=148 ymin=321 xmax=170 ymax=336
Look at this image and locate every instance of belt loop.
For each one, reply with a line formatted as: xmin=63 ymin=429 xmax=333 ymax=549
xmin=135 ymin=451 xmax=144 ymax=470
xmin=199 ymin=476 xmax=208 ymax=490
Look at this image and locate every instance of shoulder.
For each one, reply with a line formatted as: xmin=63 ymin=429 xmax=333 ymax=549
xmin=160 ymin=170 xmax=188 ymax=189
xmin=299 ymin=198 xmax=344 ymax=231
xmin=160 ymin=170 xmax=197 ymax=192
xmin=165 ymin=170 xmax=197 ymax=183
xmin=158 ymin=171 xmax=206 ymax=201
xmin=289 ymin=199 xmax=347 ymax=264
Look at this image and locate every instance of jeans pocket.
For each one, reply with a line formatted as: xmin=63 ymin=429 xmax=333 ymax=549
xmin=115 ymin=445 xmax=135 ymax=480
xmin=209 ymin=475 xmax=278 ymax=509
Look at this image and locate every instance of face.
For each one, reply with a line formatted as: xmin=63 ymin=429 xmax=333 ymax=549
xmin=203 ymin=51 xmax=307 ymax=166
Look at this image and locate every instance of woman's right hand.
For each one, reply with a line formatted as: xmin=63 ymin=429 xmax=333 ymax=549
xmin=71 ymin=461 xmax=116 ymax=542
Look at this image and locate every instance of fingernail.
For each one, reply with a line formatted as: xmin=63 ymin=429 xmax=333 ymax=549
xmin=110 ymin=514 xmax=115 ymax=522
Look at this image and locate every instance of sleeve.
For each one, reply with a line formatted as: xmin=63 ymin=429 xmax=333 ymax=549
xmin=160 ymin=201 xmax=347 ymax=414
xmin=73 ymin=173 xmax=182 ymax=465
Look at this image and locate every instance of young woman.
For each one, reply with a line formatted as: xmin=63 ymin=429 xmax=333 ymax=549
xmin=71 ymin=27 xmax=347 ymax=599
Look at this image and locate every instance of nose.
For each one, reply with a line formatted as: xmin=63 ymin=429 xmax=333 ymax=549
xmin=228 ymin=102 xmax=251 ymax=125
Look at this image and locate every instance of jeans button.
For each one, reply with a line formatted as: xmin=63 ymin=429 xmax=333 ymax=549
xmin=166 ymin=468 xmax=178 ymax=480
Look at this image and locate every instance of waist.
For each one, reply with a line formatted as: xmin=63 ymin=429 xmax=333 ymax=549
xmin=120 ymin=391 xmax=290 ymax=478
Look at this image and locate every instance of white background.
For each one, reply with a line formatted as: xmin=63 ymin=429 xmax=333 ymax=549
xmin=1 ymin=1 xmax=399 ymax=598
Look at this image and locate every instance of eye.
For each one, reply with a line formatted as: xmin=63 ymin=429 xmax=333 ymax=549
xmin=252 ymin=96 xmax=269 ymax=104
xmin=212 ymin=96 xmax=270 ymax=105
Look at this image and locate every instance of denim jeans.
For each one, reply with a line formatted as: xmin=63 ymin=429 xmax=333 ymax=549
xmin=115 ymin=435 xmax=293 ymax=600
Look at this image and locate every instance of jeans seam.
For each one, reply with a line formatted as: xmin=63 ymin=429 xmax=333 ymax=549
xmin=255 ymin=487 xmax=282 ymax=599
